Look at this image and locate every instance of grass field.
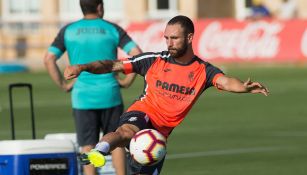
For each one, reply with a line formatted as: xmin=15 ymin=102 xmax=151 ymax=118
xmin=0 ymin=65 xmax=306 ymax=175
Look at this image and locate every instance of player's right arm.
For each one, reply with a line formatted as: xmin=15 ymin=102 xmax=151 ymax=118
xmin=116 ymin=47 xmax=142 ymax=88
xmin=64 ymin=51 xmax=161 ymax=80
xmin=44 ymin=52 xmax=75 ymax=92
xmin=45 ymin=25 xmax=74 ymax=92
xmin=64 ymin=60 xmax=124 ymax=80
xmin=114 ymin=24 xmax=142 ymax=88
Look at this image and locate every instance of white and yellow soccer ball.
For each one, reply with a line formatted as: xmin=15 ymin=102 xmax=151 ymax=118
xmin=129 ymin=129 xmax=167 ymax=166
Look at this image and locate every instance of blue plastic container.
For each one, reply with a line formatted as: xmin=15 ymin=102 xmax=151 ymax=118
xmin=0 ymin=140 xmax=78 ymax=175
xmin=44 ymin=133 xmax=117 ymax=175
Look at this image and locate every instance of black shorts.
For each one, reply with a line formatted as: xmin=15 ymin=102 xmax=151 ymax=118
xmin=73 ymin=104 xmax=123 ymax=146
xmin=119 ymin=110 xmax=154 ymax=130
xmin=119 ymin=111 xmax=165 ymax=175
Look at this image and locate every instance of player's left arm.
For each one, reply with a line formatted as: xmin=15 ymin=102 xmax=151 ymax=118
xmin=215 ymin=75 xmax=269 ymax=96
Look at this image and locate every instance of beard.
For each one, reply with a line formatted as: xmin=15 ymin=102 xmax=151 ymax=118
xmin=168 ymin=41 xmax=188 ymax=58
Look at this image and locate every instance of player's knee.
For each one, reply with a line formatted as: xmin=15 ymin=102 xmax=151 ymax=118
xmin=116 ymin=125 xmax=138 ymax=141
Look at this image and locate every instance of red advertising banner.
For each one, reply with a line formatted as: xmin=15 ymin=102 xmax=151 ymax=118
xmin=122 ymin=19 xmax=307 ymax=63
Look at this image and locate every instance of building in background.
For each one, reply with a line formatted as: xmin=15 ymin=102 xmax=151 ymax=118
xmin=0 ymin=0 xmax=306 ymax=67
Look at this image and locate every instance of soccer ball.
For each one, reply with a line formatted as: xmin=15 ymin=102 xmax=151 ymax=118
xmin=129 ymin=129 xmax=167 ymax=166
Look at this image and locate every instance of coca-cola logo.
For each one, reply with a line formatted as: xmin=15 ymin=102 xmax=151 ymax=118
xmin=129 ymin=22 xmax=167 ymax=52
xmin=198 ymin=21 xmax=283 ymax=60
xmin=301 ymin=29 xmax=307 ymax=57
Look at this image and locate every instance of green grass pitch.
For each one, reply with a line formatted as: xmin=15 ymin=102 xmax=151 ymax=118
xmin=0 ymin=65 xmax=306 ymax=175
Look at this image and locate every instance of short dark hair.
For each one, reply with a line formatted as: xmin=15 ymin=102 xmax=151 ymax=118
xmin=167 ymin=15 xmax=194 ymax=35
xmin=80 ymin=0 xmax=102 ymax=15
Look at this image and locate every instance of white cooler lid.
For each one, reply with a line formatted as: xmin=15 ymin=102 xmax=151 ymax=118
xmin=0 ymin=139 xmax=75 ymax=155
xmin=44 ymin=133 xmax=77 ymax=143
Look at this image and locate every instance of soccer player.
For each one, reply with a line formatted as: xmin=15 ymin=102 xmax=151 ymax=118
xmin=64 ymin=15 xmax=269 ymax=174
xmin=44 ymin=0 xmax=142 ymax=175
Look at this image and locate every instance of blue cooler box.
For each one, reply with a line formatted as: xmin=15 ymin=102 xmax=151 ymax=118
xmin=44 ymin=133 xmax=116 ymax=175
xmin=0 ymin=139 xmax=78 ymax=175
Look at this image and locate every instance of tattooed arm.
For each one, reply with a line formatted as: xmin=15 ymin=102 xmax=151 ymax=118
xmin=64 ymin=60 xmax=125 ymax=80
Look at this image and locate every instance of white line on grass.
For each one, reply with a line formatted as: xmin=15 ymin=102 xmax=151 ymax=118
xmin=166 ymin=147 xmax=282 ymax=160
xmin=270 ymin=131 xmax=307 ymax=137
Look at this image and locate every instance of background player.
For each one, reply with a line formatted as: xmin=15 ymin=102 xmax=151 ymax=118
xmin=64 ymin=15 xmax=269 ymax=174
xmin=44 ymin=0 xmax=142 ymax=174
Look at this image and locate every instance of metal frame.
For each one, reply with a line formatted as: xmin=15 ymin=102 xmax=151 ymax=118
xmin=9 ymin=83 xmax=36 ymax=140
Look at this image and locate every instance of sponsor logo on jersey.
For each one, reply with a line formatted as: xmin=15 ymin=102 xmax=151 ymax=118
xmin=77 ymin=27 xmax=106 ymax=35
xmin=156 ymin=80 xmax=195 ymax=95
